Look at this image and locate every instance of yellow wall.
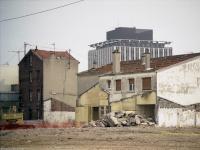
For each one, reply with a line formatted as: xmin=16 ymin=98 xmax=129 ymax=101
xmin=75 ymin=106 xmax=91 ymax=123
xmin=76 ymin=84 xmax=108 ymax=123
xmin=78 ymin=84 xmax=108 ymax=107
xmin=136 ymin=91 xmax=156 ymax=105
xmin=111 ymin=97 xmax=136 ymax=112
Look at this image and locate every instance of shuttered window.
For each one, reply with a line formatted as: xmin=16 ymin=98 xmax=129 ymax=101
xmin=116 ymin=79 xmax=121 ymax=91
xmin=142 ymin=77 xmax=151 ymax=90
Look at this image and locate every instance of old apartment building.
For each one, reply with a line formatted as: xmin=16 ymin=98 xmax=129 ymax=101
xmin=77 ymin=49 xmax=200 ymax=127
xmin=19 ymin=48 xmax=79 ymax=121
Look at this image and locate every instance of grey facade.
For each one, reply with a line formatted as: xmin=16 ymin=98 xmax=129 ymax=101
xmin=107 ymin=27 xmax=153 ymax=41
xmin=88 ymin=39 xmax=173 ymax=69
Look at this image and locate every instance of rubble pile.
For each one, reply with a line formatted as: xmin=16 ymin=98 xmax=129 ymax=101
xmin=87 ymin=111 xmax=155 ymax=127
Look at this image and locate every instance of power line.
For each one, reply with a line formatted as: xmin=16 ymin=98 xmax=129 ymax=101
xmin=0 ymin=0 xmax=84 ymax=23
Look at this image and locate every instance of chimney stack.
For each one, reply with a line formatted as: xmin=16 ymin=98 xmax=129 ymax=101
xmin=112 ymin=49 xmax=120 ymax=74
xmin=142 ymin=51 xmax=151 ymax=70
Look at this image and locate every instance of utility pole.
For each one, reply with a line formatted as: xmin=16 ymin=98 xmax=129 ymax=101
xmin=9 ymin=50 xmax=24 ymax=63
xmin=24 ymin=42 xmax=32 ymax=56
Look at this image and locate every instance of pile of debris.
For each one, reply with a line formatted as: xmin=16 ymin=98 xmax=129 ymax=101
xmin=87 ymin=111 xmax=155 ymax=127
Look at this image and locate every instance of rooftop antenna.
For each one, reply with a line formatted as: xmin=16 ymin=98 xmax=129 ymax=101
xmin=51 ymin=43 xmax=55 ymax=53
xmin=9 ymin=50 xmax=24 ymax=63
xmin=24 ymin=42 xmax=32 ymax=56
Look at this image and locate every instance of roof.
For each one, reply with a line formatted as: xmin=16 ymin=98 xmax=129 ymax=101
xmin=32 ymin=49 xmax=79 ymax=62
xmin=79 ymin=52 xmax=200 ymax=76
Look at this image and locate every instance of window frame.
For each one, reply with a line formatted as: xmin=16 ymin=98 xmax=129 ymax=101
xmin=115 ymin=79 xmax=121 ymax=91
xmin=142 ymin=77 xmax=152 ymax=90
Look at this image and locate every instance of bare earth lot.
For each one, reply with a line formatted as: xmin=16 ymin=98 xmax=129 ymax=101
xmin=1 ymin=127 xmax=200 ymax=150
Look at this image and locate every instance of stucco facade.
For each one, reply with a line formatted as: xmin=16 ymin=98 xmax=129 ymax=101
xmin=43 ymin=55 xmax=78 ymax=107
xmin=157 ymin=56 xmax=200 ymax=127
xmin=76 ymin=84 xmax=109 ymax=123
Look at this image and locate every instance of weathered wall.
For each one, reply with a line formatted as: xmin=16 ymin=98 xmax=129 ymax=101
xmin=157 ymin=56 xmax=200 ymax=106
xmin=75 ymin=106 xmax=91 ymax=123
xmin=100 ymin=72 xmax=156 ymax=103
xmin=157 ymin=98 xmax=200 ymax=127
xmin=0 ymin=65 xmax=18 ymax=92
xmin=19 ymin=51 xmax=43 ymax=120
xmin=43 ymin=99 xmax=75 ymax=123
xmin=110 ymin=96 xmax=155 ymax=119
xmin=43 ymin=55 xmax=78 ymax=107
xmin=78 ymin=84 xmax=108 ymax=107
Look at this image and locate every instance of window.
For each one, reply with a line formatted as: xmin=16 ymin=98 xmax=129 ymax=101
xmin=107 ymin=80 xmax=111 ymax=89
xmin=36 ymin=70 xmax=40 ymax=80
xmin=116 ymin=79 xmax=121 ymax=91
xmin=29 ymin=71 xmax=32 ymax=82
xmin=29 ymin=90 xmax=32 ymax=101
xmin=142 ymin=77 xmax=151 ymax=90
xmin=37 ymin=89 xmax=41 ymax=101
xmin=129 ymin=79 xmax=135 ymax=91
xmin=155 ymin=49 xmax=158 ymax=58
xmin=30 ymin=55 xmax=32 ymax=66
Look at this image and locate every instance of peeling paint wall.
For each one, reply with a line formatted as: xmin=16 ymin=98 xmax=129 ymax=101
xmin=100 ymin=72 xmax=156 ymax=103
xmin=158 ymin=108 xmax=200 ymax=127
xmin=76 ymin=84 xmax=108 ymax=123
xmin=157 ymin=56 xmax=200 ymax=106
xmin=43 ymin=55 xmax=78 ymax=107
xmin=43 ymin=99 xmax=75 ymax=124
xmin=78 ymin=84 xmax=108 ymax=107
xmin=157 ymin=98 xmax=200 ymax=127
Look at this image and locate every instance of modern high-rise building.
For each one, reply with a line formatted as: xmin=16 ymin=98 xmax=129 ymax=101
xmin=88 ymin=27 xmax=173 ymax=69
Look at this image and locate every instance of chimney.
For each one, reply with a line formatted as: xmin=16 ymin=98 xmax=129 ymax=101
xmin=142 ymin=52 xmax=151 ymax=70
xmin=112 ymin=49 xmax=120 ymax=74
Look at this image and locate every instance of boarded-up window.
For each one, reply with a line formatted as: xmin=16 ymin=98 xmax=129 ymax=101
xmin=142 ymin=77 xmax=151 ymax=90
xmin=129 ymin=79 xmax=135 ymax=91
xmin=116 ymin=79 xmax=121 ymax=91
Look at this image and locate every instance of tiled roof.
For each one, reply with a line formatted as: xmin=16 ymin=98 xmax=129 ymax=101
xmin=79 ymin=52 xmax=200 ymax=76
xmin=32 ymin=49 xmax=79 ymax=62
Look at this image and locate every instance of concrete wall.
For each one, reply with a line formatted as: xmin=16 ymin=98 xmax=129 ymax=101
xmin=43 ymin=99 xmax=75 ymax=123
xmin=157 ymin=56 xmax=200 ymax=106
xmin=158 ymin=107 xmax=200 ymax=127
xmin=0 ymin=65 xmax=18 ymax=92
xmin=76 ymin=84 xmax=108 ymax=123
xmin=78 ymin=84 xmax=108 ymax=107
xmin=43 ymin=55 xmax=78 ymax=107
xmin=75 ymin=106 xmax=91 ymax=123
xmin=111 ymin=96 xmax=155 ymax=119
xmin=157 ymin=98 xmax=200 ymax=127
xmin=100 ymin=72 xmax=156 ymax=103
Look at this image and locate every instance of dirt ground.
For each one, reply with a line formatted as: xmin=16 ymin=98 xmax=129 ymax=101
xmin=1 ymin=127 xmax=200 ymax=150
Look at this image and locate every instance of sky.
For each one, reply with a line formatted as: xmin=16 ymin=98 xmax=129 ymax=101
xmin=0 ymin=0 xmax=200 ymax=71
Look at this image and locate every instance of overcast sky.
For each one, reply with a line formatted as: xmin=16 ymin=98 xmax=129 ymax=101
xmin=0 ymin=0 xmax=200 ymax=71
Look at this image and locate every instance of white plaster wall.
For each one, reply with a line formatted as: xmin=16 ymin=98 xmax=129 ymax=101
xmin=0 ymin=65 xmax=18 ymax=92
xmin=43 ymin=100 xmax=75 ymax=123
xmin=157 ymin=56 xmax=200 ymax=106
xmin=44 ymin=111 xmax=75 ymax=124
xmin=158 ymin=108 xmax=199 ymax=127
